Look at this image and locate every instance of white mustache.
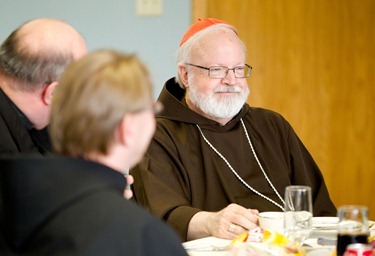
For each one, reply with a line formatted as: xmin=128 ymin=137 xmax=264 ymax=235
xmin=214 ymin=86 xmax=242 ymax=93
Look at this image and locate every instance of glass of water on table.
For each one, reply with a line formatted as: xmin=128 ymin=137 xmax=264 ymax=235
xmin=284 ymin=185 xmax=313 ymax=244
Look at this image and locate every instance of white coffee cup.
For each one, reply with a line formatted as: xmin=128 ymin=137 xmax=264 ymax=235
xmin=258 ymin=211 xmax=285 ymax=234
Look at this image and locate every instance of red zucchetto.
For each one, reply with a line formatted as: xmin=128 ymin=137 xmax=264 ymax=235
xmin=179 ymin=18 xmax=237 ymax=47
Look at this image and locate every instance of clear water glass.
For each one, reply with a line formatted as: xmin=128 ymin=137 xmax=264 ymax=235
xmin=284 ymin=185 xmax=313 ymax=244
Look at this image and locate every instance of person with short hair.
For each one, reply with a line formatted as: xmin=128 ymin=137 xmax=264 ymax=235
xmin=130 ymin=18 xmax=336 ymax=241
xmin=0 ymin=18 xmax=87 ymax=156
xmin=0 ymin=50 xmax=188 ymax=256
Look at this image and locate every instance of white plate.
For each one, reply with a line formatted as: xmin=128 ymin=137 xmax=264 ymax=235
xmin=182 ymin=236 xmax=231 ymax=252
xmin=312 ymin=217 xmax=338 ymax=229
xmin=311 ymin=217 xmax=338 ymax=238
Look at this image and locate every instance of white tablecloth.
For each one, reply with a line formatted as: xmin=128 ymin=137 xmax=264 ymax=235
xmin=183 ymin=217 xmax=375 ymax=256
xmin=183 ymin=236 xmax=334 ymax=256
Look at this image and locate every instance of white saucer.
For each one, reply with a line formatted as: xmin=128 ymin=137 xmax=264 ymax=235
xmin=311 ymin=217 xmax=338 ymax=238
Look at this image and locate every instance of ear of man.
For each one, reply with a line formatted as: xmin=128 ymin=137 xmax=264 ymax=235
xmin=41 ymin=81 xmax=58 ymax=105
xmin=178 ymin=65 xmax=190 ymax=88
xmin=117 ymin=113 xmax=138 ymax=147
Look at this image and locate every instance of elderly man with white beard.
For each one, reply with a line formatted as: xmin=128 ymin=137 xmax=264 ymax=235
xmin=130 ymin=18 xmax=336 ymax=242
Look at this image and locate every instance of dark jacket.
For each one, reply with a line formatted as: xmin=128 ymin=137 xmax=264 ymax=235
xmin=0 ymin=89 xmax=50 ymax=156
xmin=0 ymin=155 xmax=188 ymax=256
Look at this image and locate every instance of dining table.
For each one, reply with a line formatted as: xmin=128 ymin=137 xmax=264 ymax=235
xmin=182 ymin=217 xmax=375 ymax=256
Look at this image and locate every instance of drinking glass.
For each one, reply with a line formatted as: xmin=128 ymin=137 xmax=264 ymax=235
xmin=284 ymin=185 xmax=313 ymax=244
xmin=336 ymin=205 xmax=369 ymax=256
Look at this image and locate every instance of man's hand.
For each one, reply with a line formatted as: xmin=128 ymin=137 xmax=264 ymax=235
xmin=187 ymin=203 xmax=259 ymax=240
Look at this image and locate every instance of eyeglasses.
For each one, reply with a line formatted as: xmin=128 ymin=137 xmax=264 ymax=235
xmin=185 ymin=63 xmax=252 ymax=79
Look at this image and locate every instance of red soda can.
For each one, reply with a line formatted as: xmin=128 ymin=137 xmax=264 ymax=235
xmin=344 ymin=243 xmax=373 ymax=256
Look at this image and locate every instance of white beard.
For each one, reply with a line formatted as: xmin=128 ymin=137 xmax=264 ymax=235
xmin=187 ymin=76 xmax=250 ymax=119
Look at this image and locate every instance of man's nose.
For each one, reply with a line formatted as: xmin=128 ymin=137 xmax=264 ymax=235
xmin=222 ymin=69 xmax=237 ymax=85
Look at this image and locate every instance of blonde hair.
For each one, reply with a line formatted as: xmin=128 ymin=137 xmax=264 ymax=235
xmin=50 ymin=49 xmax=153 ymax=157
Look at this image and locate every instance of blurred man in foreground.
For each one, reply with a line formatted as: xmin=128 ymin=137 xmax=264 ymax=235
xmin=0 ymin=50 xmax=188 ymax=256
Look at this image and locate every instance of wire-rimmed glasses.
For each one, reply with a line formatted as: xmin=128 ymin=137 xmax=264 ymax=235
xmin=185 ymin=63 xmax=252 ymax=79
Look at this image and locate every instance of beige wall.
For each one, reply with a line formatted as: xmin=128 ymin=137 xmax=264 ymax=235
xmin=193 ymin=0 xmax=375 ymax=220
